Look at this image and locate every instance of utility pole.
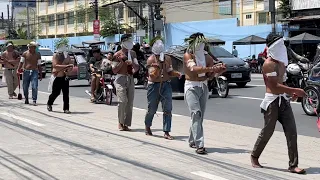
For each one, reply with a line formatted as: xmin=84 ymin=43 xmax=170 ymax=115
xmin=139 ymin=2 xmax=144 ymax=44
xmin=148 ymin=3 xmax=154 ymax=42
xmin=94 ymin=0 xmax=98 ymax=20
xmin=269 ymin=0 xmax=276 ymax=33
xmin=7 ymin=5 xmax=10 ymax=34
xmin=26 ymin=2 xmax=31 ymax=39
xmin=1 ymin=12 xmax=3 ymax=29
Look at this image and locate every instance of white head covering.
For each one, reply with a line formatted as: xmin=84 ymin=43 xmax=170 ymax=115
xmin=194 ymin=43 xmax=206 ymax=77
xmin=267 ymin=38 xmax=288 ymax=66
xmin=152 ymin=40 xmax=165 ymax=61
xmin=121 ymin=38 xmax=134 ymax=50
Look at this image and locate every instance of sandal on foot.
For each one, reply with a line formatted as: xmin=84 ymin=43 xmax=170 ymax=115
xmin=288 ymin=167 xmax=306 ymax=174
xmin=189 ymin=143 xmax=196 ymax=148
xmin=123 ymin=126 xmax=131 ymax=131
xmin=196 ymin=147 xmax=207 ymax=155
xmin=164 ymin=133 xmax=174 ymax=140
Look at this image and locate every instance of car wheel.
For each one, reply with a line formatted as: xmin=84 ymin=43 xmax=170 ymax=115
xmin=236 ymin=82 xmax=247 ymax=88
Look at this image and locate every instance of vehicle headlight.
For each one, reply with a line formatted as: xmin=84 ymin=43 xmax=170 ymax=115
xmin=244 ymin=62 xmax=250 ymax=68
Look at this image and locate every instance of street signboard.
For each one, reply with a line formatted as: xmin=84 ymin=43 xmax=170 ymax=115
xmin=292 ymin=0 xmax=320 ymax=10
xmin=93 ymin=20 xmax=100 ymax=40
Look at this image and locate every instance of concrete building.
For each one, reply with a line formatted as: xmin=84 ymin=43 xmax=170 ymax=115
xmin=162 ymin=0 xmax=280 ymax=26
xmin=36 ymin=0 xmax=149 ymax=38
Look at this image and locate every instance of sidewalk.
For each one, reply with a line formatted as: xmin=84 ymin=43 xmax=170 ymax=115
xmin=0 ymin=88 xmax=319 ymax=180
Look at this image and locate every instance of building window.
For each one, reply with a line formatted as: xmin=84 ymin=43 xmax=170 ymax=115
xmin=219 ymin=0 xmax=231 ymax=15
xmin=57 ymin=0 xmax=64 ymax=4
xmin=76 ymin=11 xmax=85 ymax=24
xmin=48 ymin=0 xmax=54 ymax=6
xmin=128 ymin=6 xmax=139 ymax=18
xmin=258 ymin=12 xmax=267 ymax=24
xmin=118 ymin=6 xmax=124 ymax=19
xmin=48 ymin=15 xmax=55 ymax=26
xmin=66 ymin=0 xmax=73 ymax=2
xmin=57 ymin=14 xmax=64 ymax=26
xmin=246 ymin=14 xmax=252 ymax=19
xmin=67 ymin=12 xmax=74 ymax=24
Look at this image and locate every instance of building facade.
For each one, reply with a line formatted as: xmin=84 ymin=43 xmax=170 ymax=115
xmin=37 ymin=0 xmax=148 ymax=38
xmin=162 ymin=0 xmax=280 ymax=26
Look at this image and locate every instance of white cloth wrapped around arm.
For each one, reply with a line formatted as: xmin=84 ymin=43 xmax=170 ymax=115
xmin=37 ymin=59 xmax=42 ymax=65
xmin=187 ymin=59 xmax=196 ymax=71
xmin=133 ymin=58 xmax=138 ymax=64
xmin=20 ymin=57 xmax=25 ymax=63
xmin=111 ymin=61 xmax=120 ymax=69
xmin=167 ymin=65 xmax=173 ymax=72
xmin=265 ymin=72 xmax=277 ymax=77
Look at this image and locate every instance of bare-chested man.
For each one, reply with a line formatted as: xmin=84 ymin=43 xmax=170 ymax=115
xmin=144 ymin=37 xmax=181 ymax=140
xmin=251 ymin=33 xmax=306 ymax=174
xmin=112 ymin=34 xmax=139 ymax=131
xmin=17 ymin=42 xmax=42 ymax=105
xmin=183 ymin=32 xmax=226 ymax=154
xmin=1 ymin=42 xmax=20 ymax=98
xmin=47 ymin=49 xmax=73 ymax=114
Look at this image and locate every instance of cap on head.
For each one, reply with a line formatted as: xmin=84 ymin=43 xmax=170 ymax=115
xmin=28 ymin=41 xmax=39 ymax=47
xmin=266 ymin=33 xmax=282 ymax=47
xmin=120 ymin=34 xmax=132 ymax=42
xmin=6 ymin=43 xmax=13 ymax=47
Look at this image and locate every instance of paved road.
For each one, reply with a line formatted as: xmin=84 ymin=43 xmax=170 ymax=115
xmin=36 ymin=74 xmax=320 ymax=138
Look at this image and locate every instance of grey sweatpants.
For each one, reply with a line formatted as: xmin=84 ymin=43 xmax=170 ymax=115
xmin=185 ymin=85 xmax=209 ymax=148
xmin=114 ymin=75 xmax=135 ymax=126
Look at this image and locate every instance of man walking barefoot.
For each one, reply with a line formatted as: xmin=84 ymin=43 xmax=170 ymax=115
xmin=1 ymin=42 xmax=20 ymax=98
xmin=144 ymin=37 xmax=181 ymax=140
xmin=251 ymin=33 xmax=306 ymax=174
xmin=112 ymin=34 xmax=139 ymax=131
xmin=17 ymin=42 xmax=42 ymax=105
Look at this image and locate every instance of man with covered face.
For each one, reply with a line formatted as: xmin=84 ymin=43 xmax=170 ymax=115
xmin=251 ymin=33 xmax=306 ymax=174
xmin=112 ymin=34 xmax=139 ymax=131
xmin=144 ymin=37 xmax=181 ymax=140
xmin=183 ymin=32 xmax=226 ymax=154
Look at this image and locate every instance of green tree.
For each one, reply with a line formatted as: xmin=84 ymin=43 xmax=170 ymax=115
xmin=16 ymin=23 xmax=28 ymax=39
xmin=278 ymin=0 xmax=291 ymax=18
xmin=54 ymin=37 xmax=69 ymax=50
xmin=74 ymin=4 xmax=89 ymax=35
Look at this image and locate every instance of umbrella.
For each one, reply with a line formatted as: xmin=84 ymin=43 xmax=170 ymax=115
xmin=289 ymin=32 xmax=320 ymax=44
xmin=233 ymin=35 xmax=266 ymax=45
xmin=207 ymin=38 xmax=225 ymax=45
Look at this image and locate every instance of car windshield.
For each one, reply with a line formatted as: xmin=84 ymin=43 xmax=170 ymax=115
xmin=209 ymin=46 xmax=234 ymax=58
xmin=39 ymin=49 xmax=53 ymax=56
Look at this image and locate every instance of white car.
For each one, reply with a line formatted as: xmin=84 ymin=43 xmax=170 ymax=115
xmin=38 ymin=48 xmax=54 ymax=73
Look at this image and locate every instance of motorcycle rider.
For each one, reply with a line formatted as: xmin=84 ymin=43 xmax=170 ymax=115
xmin=284 ymin=40 xmax=309 ymax=64
xmin=89 ymin=48 xmax=103 ymax=102
xmin=144 ymin=37 xmax=181 ymax=140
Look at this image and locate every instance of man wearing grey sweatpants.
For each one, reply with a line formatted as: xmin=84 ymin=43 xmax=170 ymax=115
xmin=183 ymin=32 xmax=226 ymax=154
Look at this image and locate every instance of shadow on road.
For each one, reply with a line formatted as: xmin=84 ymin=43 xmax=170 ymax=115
xmin=206 ymin=147 xmax=250 ymax=154
xmin=0 ymin=104 xmax=295 ymax=180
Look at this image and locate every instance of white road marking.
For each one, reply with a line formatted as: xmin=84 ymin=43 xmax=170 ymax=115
xmin=191 ymin=171 xmax=229 ymax=180
xmin=234 ymin=96 xmax=299 ymax=104
xmin=247 ymin=84 xmax=265 ymax=87
xmin=133 ymin=107 xmax=183 ymax=117
xmin=0 ymin=112 xmax=45 ymax=127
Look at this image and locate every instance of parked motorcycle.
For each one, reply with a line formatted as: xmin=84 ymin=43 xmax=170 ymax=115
xmin=85 ymin=66 xmax=116 ymax=105
xmin=208 ymin=74 xmax=229 ymax=98
xmin=286 ymin=62 xmax=310 ymax=102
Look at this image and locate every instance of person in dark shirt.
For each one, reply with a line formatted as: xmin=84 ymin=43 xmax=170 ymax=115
xmin=89 ymin=48 xmax=103 ymax=102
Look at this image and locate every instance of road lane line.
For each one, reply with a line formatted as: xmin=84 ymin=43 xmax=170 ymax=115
xmin=247 ymin=84 xmax=265 ymax=87
xmin=0 ymin=112 xmax=45 ymax=127
xmin=234 ymin=96 xmax=299 ymax=104
xmin=133 ymin=107 xmax=182 ymax=117
xmin=191 ymin=171 xmax=229 ymax=180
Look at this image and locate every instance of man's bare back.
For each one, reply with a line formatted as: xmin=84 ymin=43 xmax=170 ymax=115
xmin=22 ymin=51 xmax=41 ymax=70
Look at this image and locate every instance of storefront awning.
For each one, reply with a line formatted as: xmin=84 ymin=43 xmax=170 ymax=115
xmin=280 ymin=15 xmax=320 ymax=22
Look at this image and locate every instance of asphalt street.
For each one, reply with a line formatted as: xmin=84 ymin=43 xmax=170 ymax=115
xmin=35 ymin=74 xmax=320 ymax=138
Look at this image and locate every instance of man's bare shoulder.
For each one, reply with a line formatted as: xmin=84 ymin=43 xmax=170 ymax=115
xmin=262 ymin=58 xmax=277 ymax=73
xmin=183 ymin=52 xmax=192 ymax=61
xmin=114 ymin=50 xmax=121 ymax=56
xmin=22 ymin=51 xmax=28 ymax=57
xmin=147 ymin=54 xmax=155 ymax=65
